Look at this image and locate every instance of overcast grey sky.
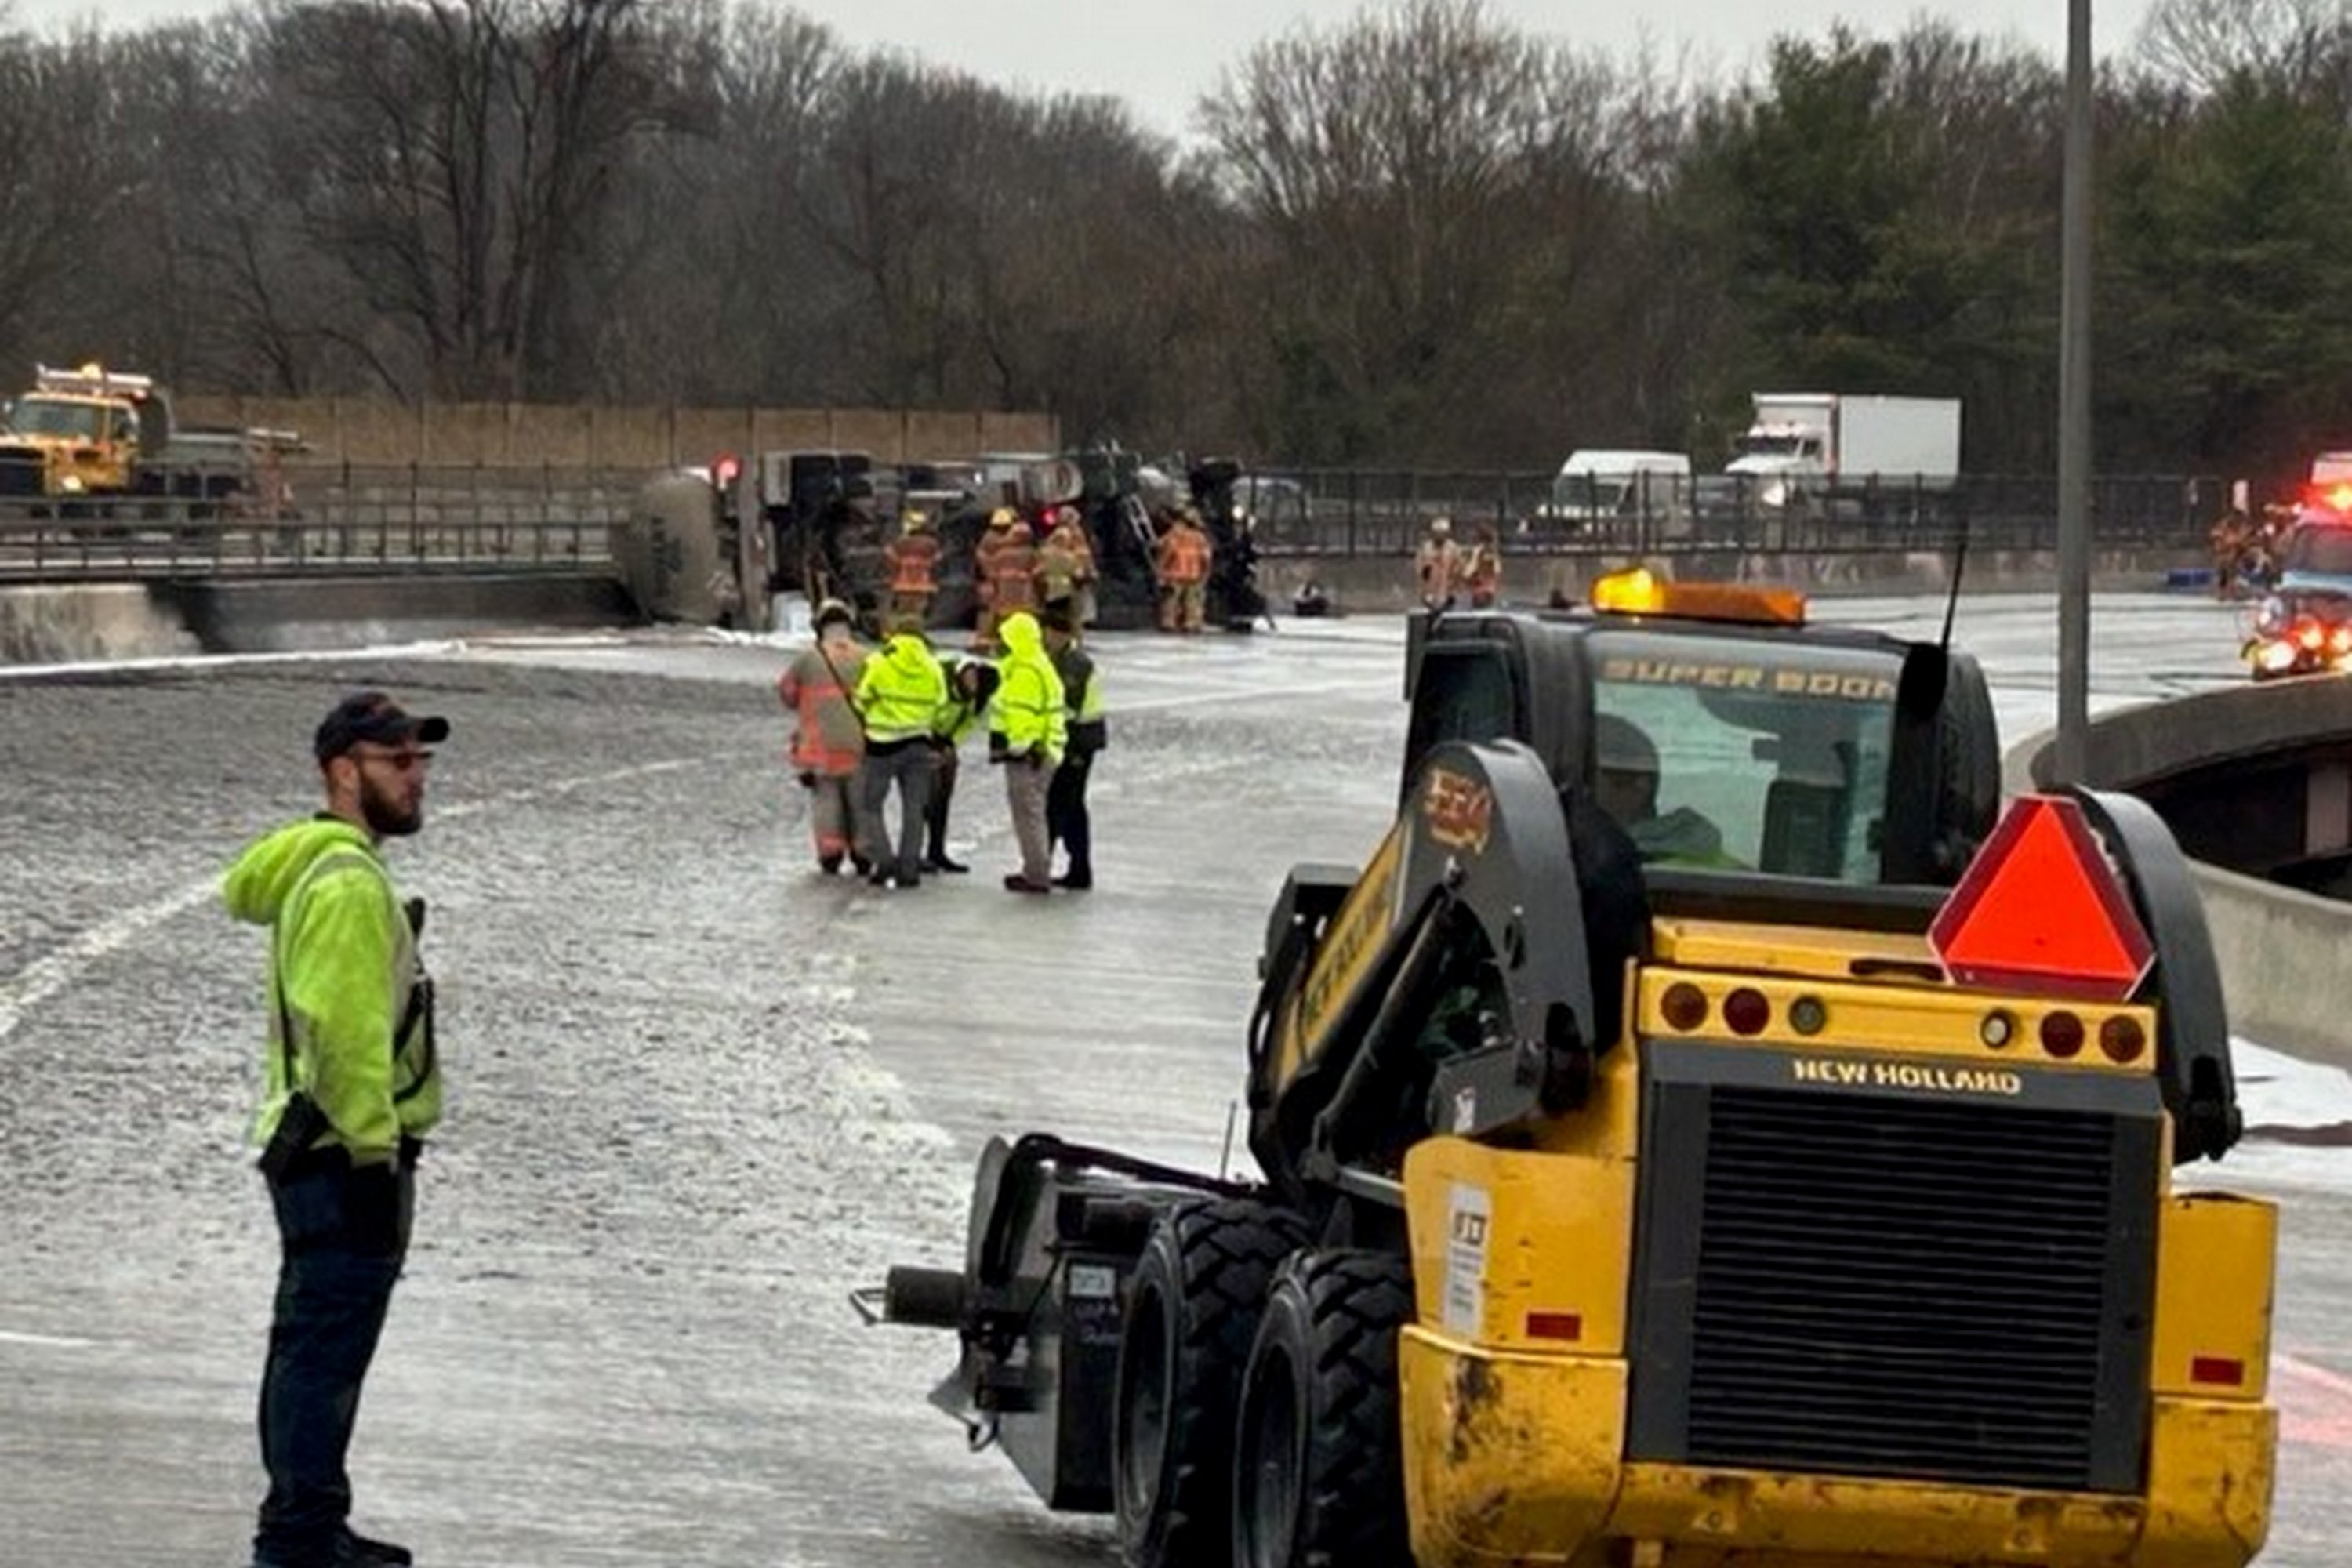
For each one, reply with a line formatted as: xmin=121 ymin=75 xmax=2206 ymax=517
xmin=16 ymin=0 xmax=2158 ymax=140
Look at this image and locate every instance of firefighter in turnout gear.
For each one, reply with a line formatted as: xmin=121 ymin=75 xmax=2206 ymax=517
xmin=1034 ymin=509 xmax=1096 ymax=629
xmin=972 ymin=508 xmax=1021 ymax=652
xmin=986 ymin=514 xmax=1040 ymax=650
xmin=884 ymin=509 xmax=942 ymax=627
xmin=1153 ymin=509 xmax=1214 ymax=633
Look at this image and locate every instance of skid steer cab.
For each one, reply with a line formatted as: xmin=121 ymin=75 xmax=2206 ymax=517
xmin=866 ymin=572 xmax=2276 ymax=1568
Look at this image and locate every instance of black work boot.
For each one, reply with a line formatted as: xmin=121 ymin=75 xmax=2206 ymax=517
xmin=342 ymin=1527 xmax=415 ymax=1565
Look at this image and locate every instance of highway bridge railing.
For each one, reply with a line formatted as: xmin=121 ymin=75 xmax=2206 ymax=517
xmin=0 ymin=458 xmax=629 ymax=579
xmin=0 ymin=462 xmax=2229 ymax=581
xmin=1232 ymin=470 xmax=2231 ymax=558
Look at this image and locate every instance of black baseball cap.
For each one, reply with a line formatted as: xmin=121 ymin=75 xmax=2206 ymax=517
xmin=314 ymin=691 xmax=451 ymax=762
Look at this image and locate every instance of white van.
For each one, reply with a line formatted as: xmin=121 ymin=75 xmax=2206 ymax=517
xmin=1545 ymin=449 xmax=1693 ymax=529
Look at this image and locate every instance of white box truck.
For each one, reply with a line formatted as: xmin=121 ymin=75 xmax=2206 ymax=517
xmin=1724 ymin=393 xmax=1961 ymax=514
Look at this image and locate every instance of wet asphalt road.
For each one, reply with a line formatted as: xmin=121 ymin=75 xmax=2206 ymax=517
xmin=2 ymin=591 xmax=2348 ymax=1566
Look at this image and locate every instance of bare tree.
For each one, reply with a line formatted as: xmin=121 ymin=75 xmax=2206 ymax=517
xmin=0 ymin=24 xmax=129 ymax=372
xmin=2136 ymin=0 xmax=2352 ymax=96
xmin=258 ymin=0 xmax=666 ymax=401
xmin=1196 ymin=0 xmax=1655 ymax=463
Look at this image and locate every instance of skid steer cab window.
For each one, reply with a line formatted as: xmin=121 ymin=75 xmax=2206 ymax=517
xmin=1586 ymin=629 xmax=1900 ymax=881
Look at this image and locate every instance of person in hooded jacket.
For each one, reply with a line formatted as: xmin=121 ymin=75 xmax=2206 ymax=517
xmin=990 ymin=609 xmax=1066 ymax=892
xmin=853 ymin=620 xmax=949 ymax=887
xmin=222 ymin=691 xmax=448 ymax=1568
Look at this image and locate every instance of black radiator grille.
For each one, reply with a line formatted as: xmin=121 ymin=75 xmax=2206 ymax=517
xmin=0 ymin=448 xmax=43 ymax=495
xmin=1677 ymin=1087 xmax=2134 ymax=1491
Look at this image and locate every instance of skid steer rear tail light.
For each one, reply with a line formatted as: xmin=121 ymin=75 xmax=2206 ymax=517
xmin=1788 ymin=996 xmax=1828 ymax=1036
xmin=1661 ymin=982 xmax=1708 ymax=1032
xmin=2190 ymin=1356 xmax=2246 ymax=1388
xmin=1526 ymin=1311 xmax=1583 ymax=1342
xmin=2041 ymin=1011 xmax=2085 ymax=1059
xmin=2099 ymin=1015 xmax=2147 ymax=1064
xmin=1980 ymin=1010 xmax=2017 ymax=1048
xmin=1723 ymin=988 xmax=1770 ymax=1036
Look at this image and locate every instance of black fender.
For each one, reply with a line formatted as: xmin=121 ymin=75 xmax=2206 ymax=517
xmin=2072 ymin=786 xmax=2242 ymax=1163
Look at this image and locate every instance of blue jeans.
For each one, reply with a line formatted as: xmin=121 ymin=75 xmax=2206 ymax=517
xmin=254 ymin=1156 xmax=412 ymax=1563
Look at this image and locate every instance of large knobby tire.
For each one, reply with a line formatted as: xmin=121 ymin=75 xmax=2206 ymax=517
xmin=1232 ymin=1249 xmax=1414 ymax=1568
xmin=1115 ymin=1198 xmax=1310 ymax=1568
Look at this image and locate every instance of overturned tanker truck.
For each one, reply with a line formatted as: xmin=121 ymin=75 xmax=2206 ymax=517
xmin=866 ymin=570 xmax=2277 ymax=1568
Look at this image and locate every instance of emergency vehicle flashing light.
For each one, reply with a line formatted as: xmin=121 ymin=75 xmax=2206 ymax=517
xmin=1590 ymin=568 xmax=1807 ymax=626
xmin=2302 ymin=481 xmax=2352 ymax=517
xmin=1929 ymin=795 xmax=2155 ymax=1002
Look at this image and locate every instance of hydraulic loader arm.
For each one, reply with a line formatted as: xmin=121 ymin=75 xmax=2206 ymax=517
xmin=1247 ymin=740 xmax=1605 ymax=1197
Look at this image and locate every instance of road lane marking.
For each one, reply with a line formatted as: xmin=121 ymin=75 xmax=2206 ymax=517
xmin=0 ymin=755 xmax=736 ymax=1044
xmin=0 ymin=1328 xmax=100 ymax=1348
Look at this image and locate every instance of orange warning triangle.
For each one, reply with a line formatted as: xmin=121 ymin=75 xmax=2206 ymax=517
xmin=1929 ymin=795 xmax=2156 ymax=1001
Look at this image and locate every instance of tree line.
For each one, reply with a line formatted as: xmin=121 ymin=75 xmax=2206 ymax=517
xmin=0 ymin=0 xmax=2345 ymax=483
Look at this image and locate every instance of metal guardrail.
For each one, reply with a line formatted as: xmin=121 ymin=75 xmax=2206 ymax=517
xmin=0 ymin=508 xmax=613 ymax=580
xmin=0 ymin=463 xmax=2227 ymax=583
xmin=1229 ymin=470 xmax=2230 ymax=558
xmin=0 ymin=460 xmax=630 ymax=579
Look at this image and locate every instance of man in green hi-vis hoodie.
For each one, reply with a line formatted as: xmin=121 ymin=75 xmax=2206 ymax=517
xmin=223 ymin=691 xmax=448 ymax=1568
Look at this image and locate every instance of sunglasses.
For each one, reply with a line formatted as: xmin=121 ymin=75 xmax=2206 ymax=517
xmin=350 ymin=746 xmax=435 ymax=772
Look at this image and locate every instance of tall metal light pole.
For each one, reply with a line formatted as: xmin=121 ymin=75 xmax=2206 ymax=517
xmin=2055 ymin=0 xmax=2094 ymax=782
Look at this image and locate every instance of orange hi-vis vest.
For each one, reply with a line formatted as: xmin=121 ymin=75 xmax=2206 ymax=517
xmin=777 ymin=643 xmax=866 ymax=776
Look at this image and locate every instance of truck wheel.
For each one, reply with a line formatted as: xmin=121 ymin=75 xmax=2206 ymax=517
xmin=1114 ymin=1198 xmax=1308 ymax=1568
xmin=1232 ymin=1250 xmax=1413 ymax=1568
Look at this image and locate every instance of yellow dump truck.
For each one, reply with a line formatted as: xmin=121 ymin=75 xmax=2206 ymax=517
xmin=871 ymin=572 xmax=2277 ymax=1568
xmin=0 ymin=361 xmax=299 ymax=517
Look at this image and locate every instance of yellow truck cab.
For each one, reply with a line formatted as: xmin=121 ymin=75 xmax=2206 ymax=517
xmin=0 ymin=362 xmax=156 ymax=498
